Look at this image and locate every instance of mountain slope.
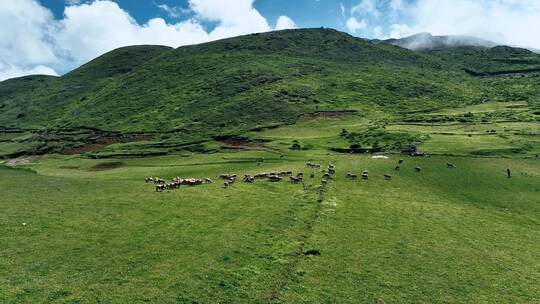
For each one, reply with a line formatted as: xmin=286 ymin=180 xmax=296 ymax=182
xmin=0 ymin=45 xmax=172 ymax=129
xmin=0 ymin=29 xmax=479 ymax=132
xmin=0 ymin=28 xmax=539 ymax=156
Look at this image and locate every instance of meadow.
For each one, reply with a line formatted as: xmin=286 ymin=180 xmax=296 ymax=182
xmin=1 ymin=28 xmax=540 ymax=303
xmin=2 ymin=117 xmax=539 ymax=303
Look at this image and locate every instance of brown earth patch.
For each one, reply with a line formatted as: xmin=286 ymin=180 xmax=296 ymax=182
xmin=59 ymin=165 xmax=79 ymax=169
xmin=218 ymin=138 xmax=274 ymax=151
xmin=87 ymin=161 xmax=124 ymax=171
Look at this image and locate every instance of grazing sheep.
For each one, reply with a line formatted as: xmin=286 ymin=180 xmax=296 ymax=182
xmin=415 ymin=167 xmax=422 ymax=172
xmin=243 ymin=175 xmax=255 ymax=183
xmin=310 ymin=172 xmax=315 ymax=178
xmin=268 ymin=175 xmax=283 ymax=182
xmin=205 ymin=178 xmax=212 ymax=184
xmin=290 ymin=176 xmax=301 ymax=183
xmin=362 ymin=170 xmax=369 ymax=180
xmin=156 ymin=184 xmax=166 ymax=192
xmin=384 ymin=174 xmax=392 ymax=180
xmin=447 ymin=163 xmax=455 ymax=168
xmin=395 ymin=166 xmax=400 ymax=171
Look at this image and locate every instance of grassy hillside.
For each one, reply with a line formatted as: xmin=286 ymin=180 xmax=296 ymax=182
xmin=0 ymin=45 xmax=172 ymax=130
xmin=1 ymin=28 xmax=540 ymax=303
xmin=1 ymin=28 xmax=514 ymax=157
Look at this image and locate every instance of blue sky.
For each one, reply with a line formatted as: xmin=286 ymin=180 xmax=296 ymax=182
xmin=38 ymin=0 xmax=361 ymax=34
xmin=1 ymin=0 xmax=539 ymax=80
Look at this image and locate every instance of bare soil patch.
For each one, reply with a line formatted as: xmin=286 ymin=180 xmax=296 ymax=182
xmin=59 ymin=165 xmax=79 ymax=169
xmin=5 ymin=155 xmax=41 ymax=166
xmin=87 ymin=162 xmax=124 ymax=171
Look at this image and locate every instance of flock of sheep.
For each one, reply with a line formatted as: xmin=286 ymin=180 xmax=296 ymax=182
xmin=145 ymin=158 xmax=457 ymax=192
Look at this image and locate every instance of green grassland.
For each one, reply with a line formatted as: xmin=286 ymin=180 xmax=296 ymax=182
xmin=1 ymin=28 xmax=540 ymax=303
xmin=2 ymin=102 xmax=540 ymax=303
xmin=1 ymin=147 xmax=539 ymax=303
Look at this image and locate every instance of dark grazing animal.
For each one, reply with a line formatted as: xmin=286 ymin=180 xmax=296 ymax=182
xmin=447 ymin=163 xmax=455 ymax=168
xmin=362 ymin=170 xmax=369 ymax=180
xmin=398 ymin=159 xmax=404 ymax=164
xmin=415 ymin=167 xmax=422 ymax=172
xmin=384 ymin=174 xmax=392 ymax=180
xmin=290 ymin=176 xmax=301 ymax=183
xmin=155 ymin=184 xmax=166 ymax=192
xmin=395 ymin=166 xmax=400 ymax=171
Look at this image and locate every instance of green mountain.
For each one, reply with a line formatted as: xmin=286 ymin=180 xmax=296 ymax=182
xmin=1 ymin=28 xmax=539 ymax=157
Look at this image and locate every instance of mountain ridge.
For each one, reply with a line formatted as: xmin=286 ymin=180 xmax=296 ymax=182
xmin=0 ymin=28 xmax=539 ymax=156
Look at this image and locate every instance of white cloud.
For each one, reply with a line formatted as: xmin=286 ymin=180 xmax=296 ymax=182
xmin=347 ymin=0 xmax=540 ymax=49
xmin=65 ymin=0 xmax=82 ymax=5
xmin=56 ymin=1 xmax=210 ymax=66
xmin=0 ymin=0 xmax=58 ymax=78
xmin=275 ymin=16 xmax=297 ymax=30
xmin=157 ymin=4 xmax=191 ymax=18
xmin=0 ymin=0 xmax=297 ymax=81
xmin=396 ymin=0 xmax=540 ymax=49
xmin=0 ymin=64 xmax=58 ymax=81
xmin=389 ymin=23 xmax=415 ymax=38
xmin=188 ymin=0 xmax=271 ymax=39
xmin=351 ymin=0 xmax=379 ymax=18
xmin=346 ymin=17 xmax=367 ymax=33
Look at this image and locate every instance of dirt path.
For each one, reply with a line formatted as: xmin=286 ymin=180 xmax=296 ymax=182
xmin=263 ymin=181 xmax=327 ymax=303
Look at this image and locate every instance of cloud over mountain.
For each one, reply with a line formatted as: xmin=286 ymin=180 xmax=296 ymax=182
xmin=0 ymin=0 xmax=296 ymax=81
xmin=347 ymin=0 xmax=540 ymax=50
